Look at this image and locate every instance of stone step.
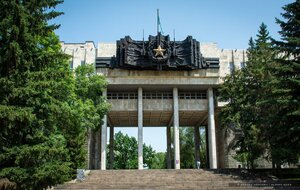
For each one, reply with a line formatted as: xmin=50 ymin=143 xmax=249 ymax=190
xmin=55 ymin=186 xmax=274 ymax=190
xmin=54 ymin=169 xmax=296 ymax=190
xmin=58 ymin=182 xmax=244 ymax=186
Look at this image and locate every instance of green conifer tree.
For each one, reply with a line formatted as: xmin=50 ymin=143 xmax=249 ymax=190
xmin=0 ymin=1 xmax=94 ymax=189
xmin=269 ymin=0 xmax=300 ymax=167
xmin=219 ymin=23 xmax=276 ymax=168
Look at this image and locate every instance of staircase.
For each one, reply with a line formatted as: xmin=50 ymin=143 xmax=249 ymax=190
xmin=54 ymin=169 xmax=295 ymax=190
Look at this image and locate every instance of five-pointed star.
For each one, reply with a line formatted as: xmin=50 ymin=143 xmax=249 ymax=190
xmin=153 ymin=45 xmax=166 ymax=57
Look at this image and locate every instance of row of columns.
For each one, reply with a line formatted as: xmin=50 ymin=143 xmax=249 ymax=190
xmin=89 ymin=87 xmax=217 ymax=170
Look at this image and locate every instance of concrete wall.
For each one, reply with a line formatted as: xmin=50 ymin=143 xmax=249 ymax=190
xmin=200 ymin=43 xmax=220 ymax=58
xmin=109 ymin=99 xmax=137 ymax=111
xmin=97 ymin=43 xmax=116 ymax=57
xmin=109 ymin=99 xmax=208 ymax=112
xmin=223 ymin=128 xmax=241 ymax=168
xmin=144 ymin=99 xmax=172 ymax=111
xmin=222 ymin=128 xmax=272 ymax=169
xmin=106 ymin=76 xmax=219 ymax=87
xmin=179 ymin=100 xmax=207 ymax=111
xmin=97 ymin=68 xmax=217 ymax=78
xmin=219 ymin=49 xmax=247 ymax=80
xmin=61 ymin=41 xmax=96 ymax=69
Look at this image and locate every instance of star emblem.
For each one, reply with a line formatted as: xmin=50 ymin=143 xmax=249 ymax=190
xmin=153 ymin=45 xmax=166 ymax=57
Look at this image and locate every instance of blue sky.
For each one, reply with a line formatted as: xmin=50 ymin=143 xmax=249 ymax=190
xmin=53 ymin=0 xmax=293 ymax=152
xmin=54 ymin=0 xmax=292 ymax=49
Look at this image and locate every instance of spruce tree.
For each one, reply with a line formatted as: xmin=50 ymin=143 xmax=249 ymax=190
xmin=0 ymin=1 xmax=89 ymax=189
xmin=269 ymin=0 xmax=300 ymax=167
xmin=219 ymin=23 xmax=276 ymax=168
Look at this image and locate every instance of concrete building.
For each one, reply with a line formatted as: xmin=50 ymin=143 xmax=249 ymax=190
xmin=61 ymin=34 xmax=250 ymax=170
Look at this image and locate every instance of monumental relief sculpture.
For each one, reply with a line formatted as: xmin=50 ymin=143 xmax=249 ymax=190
xmin=97 ymin=33 xmax=220 ymax=70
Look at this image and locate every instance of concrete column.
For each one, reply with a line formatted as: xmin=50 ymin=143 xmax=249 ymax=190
xmin=194 ymin=126 xmax=200 ymax=168
xmin=138 ymin=87 xmax=143 ymax=170
xmin=207 ymin=88 xmax=217 ymax=169
xmin=205 ymin=125 xmax=209 ymax=168
xmin=173 ymin=87 xmax=180 ymax=169
xmin=101 ymin=89 xmax=107 ymax=170
xmin=95 ymin=130 xmax=101 ymax=169
xmin=87 ymin=128 xmax=94 ymax=169
xmin=99 ymin=128 xmax=102 ymax=168
xmin=109 ymin=126 xmax=114 ymax=169
xmin=166 ymin=126 xmax=172 ymax=169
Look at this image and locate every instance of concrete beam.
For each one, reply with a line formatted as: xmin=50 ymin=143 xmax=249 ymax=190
xmin=107 ymin=76 xmax=219 ymax=86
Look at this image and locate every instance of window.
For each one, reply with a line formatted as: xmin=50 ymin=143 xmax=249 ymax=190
xmin=108 ymin=92 xmax=138 ymax=99
xmin=240 ymin=62 xmax=245 ymax=68
xmin=185 ymin=93 xmax=191 ymax=99
xmin=123 ymin=94 xmax=129 ymax=99
xmin=129 ymin=93 xmax=136 ymax=99
xmin=163 ymin=93 xmax=169 ymax=99
xmin=229 ymin=62 xmax=234 ymax=74
xmin=70 ymin=60 xmax=73 ymax=70
xmin=112 ymin=94 xmax=117 ymax=99
xmin=179 ymin=92 xmax=207 ymax=99
xmin=143 ymin=92 xmax=172 ymax=99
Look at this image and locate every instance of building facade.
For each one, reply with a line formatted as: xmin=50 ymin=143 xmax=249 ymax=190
xmin=61 ymin=34 xmax=250 ymax=170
